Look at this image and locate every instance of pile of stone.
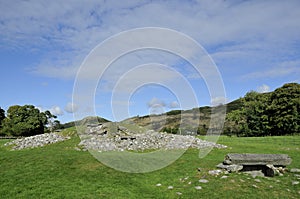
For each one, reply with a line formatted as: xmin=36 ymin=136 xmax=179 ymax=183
xmin=4 ymin=133 xmax=70 ymax=150
xmin=78 ymin=123 xmax=227 ymax=152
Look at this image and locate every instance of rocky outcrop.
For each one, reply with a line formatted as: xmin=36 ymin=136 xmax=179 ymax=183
xmin=4 ymin=133 xmax=70 ymax=150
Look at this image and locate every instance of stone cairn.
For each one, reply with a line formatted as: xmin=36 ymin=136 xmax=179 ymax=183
xmin=215 ymin=153 xmax=292 ymax=177
xmin=4 ymin=133 xmax=70 ymax=150
xmin=77 ymin=123 xmax=227 ymax=152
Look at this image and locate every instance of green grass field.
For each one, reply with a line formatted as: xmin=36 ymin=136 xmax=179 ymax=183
xmin=1 ymin=130 xmax=300 ymax=198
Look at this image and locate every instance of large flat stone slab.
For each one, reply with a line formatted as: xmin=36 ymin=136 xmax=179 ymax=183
xmin=224 ymin=153 xmax=292 ymax=166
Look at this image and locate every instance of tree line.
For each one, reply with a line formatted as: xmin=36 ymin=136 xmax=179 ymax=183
xmin=0 ymin=83 xmax=299 ymax=138
xmin=0 ymin=105 xmax=60 ymax=137
xmin=224 ymin=83 xmax=299 ymax=136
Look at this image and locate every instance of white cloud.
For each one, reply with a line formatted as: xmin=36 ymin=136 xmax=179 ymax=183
xmin=64 ymin=102 xmax=78 ymax=113
xmin=50 ymin=106 xmax=64 ymax=116
xmin=147 ymin=97 xmax=166 ymax=108
xmin=211 ymin=97 xmax=228 ymax=106
xmin=257 ymin=84 xmax=270 ymax=93
xmin=104 ymin=63 xmax=187 ymax=94
xmin=169 ymin=101 xmax=179 ymax=108
xmin=1 ymin=0 xmax=299 ymax=81
xmin=36 ymin=106 xmax=45 ymax=113
xmin=242 ymin=61 xmax=300 ymax=80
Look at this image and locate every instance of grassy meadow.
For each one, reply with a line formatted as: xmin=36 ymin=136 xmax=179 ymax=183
xmin=0 ymin=129 xmax=300 ymax=198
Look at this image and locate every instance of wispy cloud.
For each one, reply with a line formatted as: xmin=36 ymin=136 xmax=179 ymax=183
xmin=147 ymin=97 xmax=166 ymax=108
xmin=64 ymin=102 xmax=78 ymax=113
xmin=1 ymin=0 xmax=299 ymax=81
xmin=241 ymin=61 xmax=300 ymax=80
xmin=211 ymin=97 xmax=228 ymax=106
xmin=169 ymin=101 xmax=179 ymax=109
xmin=50 ymin=106 xmax=64 ymax=116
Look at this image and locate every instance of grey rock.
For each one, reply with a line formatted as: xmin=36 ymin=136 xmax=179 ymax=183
xmin=208 ymin=169 xmax=223 ymax=176
xmin=217 ymin=163 xmax=243 ymax=172
xmin=292 ymin=181 xmax=299 ymax=185
xmin=4 ymin=133 xmax=70 ymax=150
xmin=195 ymin=186 xmax=202 ymax=190
xmin=199 ymin=179 xmax=209 ymax=183
xmin=78 ymin=124 xmax=227 ymax=152
xmin=221 ymin=176 xmax=228 ymax=179
xmin=290 ymin=168 xmax=300 ymax=173
xmin=167 ymin=186 xmax=173 ymax=190
xmin=224 ymin=153 xmax=292 ymax=166
xmin=244 ymin=170 xmax=265 ymax=178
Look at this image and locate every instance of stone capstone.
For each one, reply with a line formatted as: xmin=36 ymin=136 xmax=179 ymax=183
xmin=217 ymin=153 xmax=291 ymax=177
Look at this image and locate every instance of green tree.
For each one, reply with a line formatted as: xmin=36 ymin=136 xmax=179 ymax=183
xmin=225 ymin=109 xmax=247 ymax=136
xmin=0 ymin=107 xmax=5 ymax=135
xmin=53 ymin=120 xmax=62 ymax=130
xmin=44 ymin=110 xmax=57 ymax=132
xmin=0 ymin=107 xmax=5 ymax=127
xmin=2 ymin=105 xmax=55 ymax=136
xmin=225 ymin=91 xmax=271 ymax=137
xmin=243 ymin=91 xmax=271 ymax=136
xmin=269 ymin=83 xmax=300 ymax=135
xmin=224 ymin=83 xmax=299 ymax=137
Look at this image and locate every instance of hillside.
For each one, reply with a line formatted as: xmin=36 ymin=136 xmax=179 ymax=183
xmin=121 ymin=83 xmax=299 ymax=136
xmin=62 ymin=83 xmax=299 ymax=137
xmin=61 ymin=116 xmax=110 ymax=129
xmin=120 ymin=98 xmax=243 ymax=135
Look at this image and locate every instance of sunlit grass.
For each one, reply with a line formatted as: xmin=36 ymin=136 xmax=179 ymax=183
xmin=0 ymin=132 xmax=300 ymax=198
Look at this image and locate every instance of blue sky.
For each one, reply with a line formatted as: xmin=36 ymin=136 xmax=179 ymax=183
xmin=1 ymin=0 xmax=300 ymax=123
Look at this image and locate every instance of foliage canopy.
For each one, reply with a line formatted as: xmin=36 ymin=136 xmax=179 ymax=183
xmin=1 ymin=105 xmax=56 ymax=136
xmin=225 ymin=83 xmax=300 ymax=136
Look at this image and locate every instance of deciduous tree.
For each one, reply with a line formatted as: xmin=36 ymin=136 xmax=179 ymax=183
xmin=2 ymin=105 xmax=56 ymax=136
